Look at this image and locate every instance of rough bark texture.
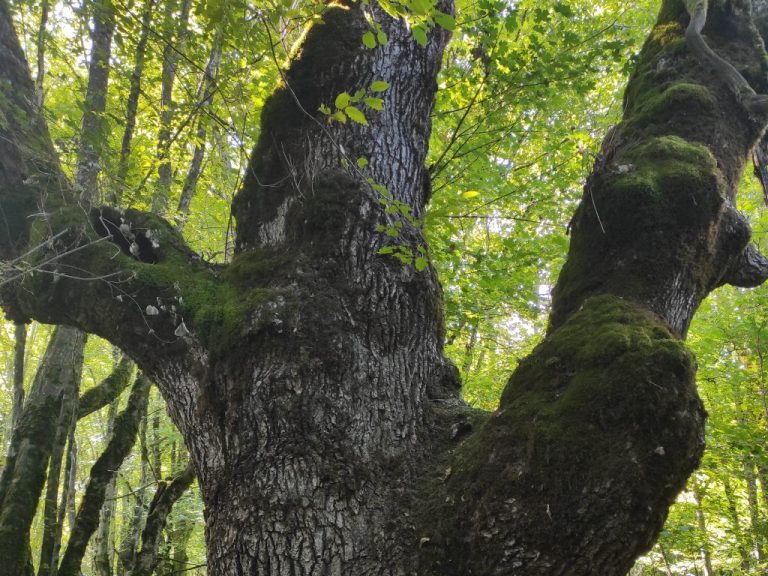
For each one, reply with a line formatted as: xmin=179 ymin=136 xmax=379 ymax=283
xmin=3 ymin=0 xmax=768 ymax=575
xmin=37 ymin=366 xmax=79 ymax=576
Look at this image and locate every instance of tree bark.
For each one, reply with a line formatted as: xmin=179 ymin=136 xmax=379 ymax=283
xmin=37 ymin=371 xmax=78 ymax=576
xmin=3 ymin=0 xmax=768 ymax=575
xmin=175 ymin=20 xmax=224 ymax=229
xmin=75 ymin=0 xmax=116 ymax=202
xmin=119 ymin=414 xmax=150 ymax=575
xmin=114 ymin=0 xmax=156 ymax=204
xmin=11 ymin=323 xmax=26 ymax=438
xmin=58 ymin=374 xmax=151 ymax=576
xmin=0 ymin=326 xmax=86 ymax=576
xmin=93 ymin=399 xmax=119 ymax=576
xmin=154 ymin=0 xmax=193 ymax=213
xmin=132 ymin=462 xmax=195 ymax=576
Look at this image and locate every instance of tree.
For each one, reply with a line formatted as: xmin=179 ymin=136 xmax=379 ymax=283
xmin=2 ymin=0 xmax=768 ymax=573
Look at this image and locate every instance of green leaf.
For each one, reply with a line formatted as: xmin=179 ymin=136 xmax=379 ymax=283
xmin=412 ymin=25 xmax=428 ymax=47
xmin=370 ymin=80 xmax=390 ymax=92
xmin=356 ymin=157 xmax=369 ymax=169
xmin=377 ymin=29 xmax=388 ymax=45
xmin=553 ymin=2 xmax=575 ymax=17
xmin=318 ymin=103 xmax=331 ymax=115
xmin=335 ymin=92 xmax=351 ymax=109
xmin=365 ymin=97 xmax=384 ymax=111
xmin=433 ymin=12 xmax=456 ymax=31
xmin=345 ymin=106 xmax=368 ymax=125
xmin=352 ymin=89 xmax=366 ymax=102
xmin=415 ymin=256 xmax=428 ymax=271
xmin=362 ymin=31 xmax=377 ymax=49
xmin=331 ymin=110 xmax=347 ymax=123
xmin=462 ymin=190 xmax=480 ymax=198
xmin=410 ymin=0 xmax=433 ymax=16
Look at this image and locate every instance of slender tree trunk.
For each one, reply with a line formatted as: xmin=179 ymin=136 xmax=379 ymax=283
xmin=131 ymin=463 xmax=195 ymax=576
xmin=0 ymin=327 xmax=86 ymax=576
xmin=113 ymin=0 xmax=155 ymax=204
xmin=119 ymin=415 xmax=150 ymax=574
xmin=75 ymin=0 xmax=115 ymax=202
xmin=11 ymin=323 xmax=26 ymax=437
xmin=693 ymin=482 xmax=715 ymax=576
xmin=34 ymin=0 xmax=49 ymax=107
xmin=744 ymin=458 xmax=766 ymax=561
xmin=175 ymin=21 xmax=225 ymax=229
xmin=153 ymin=0 xmax=192 ymax=213
xmin=58 ymin=375 xmax=151 ymax=576
xmin=723 ymin=474 xmax=752 ymax=569
xmin=93 ymin=399 xmax=119 ymax=576
xmin=37 ymin=377 xmax=79 ymax=576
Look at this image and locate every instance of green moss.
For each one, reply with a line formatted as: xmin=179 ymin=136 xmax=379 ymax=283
xmin=423 ymin=296 xmax=701 ymax=571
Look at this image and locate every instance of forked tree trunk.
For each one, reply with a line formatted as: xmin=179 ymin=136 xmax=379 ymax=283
xmin=3 ymin=1 xmax=768 ymax=575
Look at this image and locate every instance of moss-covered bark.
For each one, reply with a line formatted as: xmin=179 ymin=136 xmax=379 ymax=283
xmin=0 ymin=326 xmax=85 ymax=576
xmin=419 ymin=1 xmax=768 ymax=573
xmin=57 ymin=374 xmax=150 ymax=576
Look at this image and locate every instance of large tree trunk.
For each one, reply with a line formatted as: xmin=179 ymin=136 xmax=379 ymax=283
xmin=3 ymin=1 xmax=768 ymax=575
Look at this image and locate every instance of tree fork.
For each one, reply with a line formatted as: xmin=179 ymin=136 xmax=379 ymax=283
xmin=421 ymin=0 xmax=768 ymax=573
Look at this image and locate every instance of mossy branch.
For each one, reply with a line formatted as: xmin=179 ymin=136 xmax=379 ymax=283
xmin=77 ymin=355 xmax=134 ymax=419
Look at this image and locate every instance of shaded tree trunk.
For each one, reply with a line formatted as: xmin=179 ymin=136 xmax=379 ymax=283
xmin=114 ymin=0 xmax=155 ymax=204
xmin=132 ymin=463 xmax=195 ymax=576
xmin=58 ymin=375 xmax=151 ymax=576
xmin=4 ymin=1 xmax=768 ymax=575
xmin=693 ymin=481 xmax=715 ymax=576
xmin=10 ymin=323 xmax=26 ymax=439
xmin=153 ymin=0 xmax=193 ymax=213
xmin=37 ymin=374 xmax=79 ymax=576
xmin=93 ymin=399 xmax=119 ymax=576
xmin=0 ymin=327 xmax=86 ymax=576
xmin=175 ymin=20 xmax=224 ymax=229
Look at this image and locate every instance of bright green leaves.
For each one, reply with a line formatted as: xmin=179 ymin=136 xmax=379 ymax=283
xmin=364 ymin=97 xmax=384 ymax=111
xmin=334 ymin=92 xmax=351 ymax=109
xmin=362 ymin=24 xmax=389 ymax=49
xmin=412 ymin=25 xmax=429 ymax=47
xmin=320 ymin=81 xmax=390 ymax=125
xmin=322 ymin=90 xmax=369 ymax=125
xmin=363 ymin=31 xmax=377 ymax=48
xmin=344 ymin=106 xmax=368 ymax=125
xmin=371 ymin=0 xmax=457 ymax=47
